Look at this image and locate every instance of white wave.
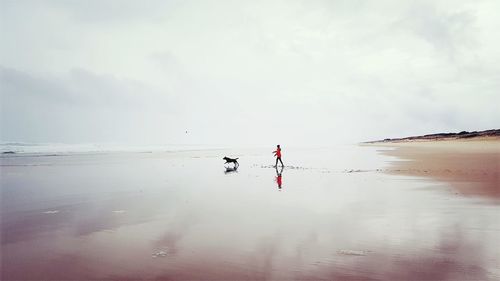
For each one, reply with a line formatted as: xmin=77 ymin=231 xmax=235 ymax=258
xmin=0 ymin=143 xmax=225 ymax=155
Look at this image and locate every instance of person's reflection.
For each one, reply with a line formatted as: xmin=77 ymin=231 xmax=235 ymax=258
xmin=275 ymin=166 xmax=283 ymax=190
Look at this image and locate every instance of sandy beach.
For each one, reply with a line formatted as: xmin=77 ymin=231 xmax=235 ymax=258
xmin=3 ymin=0 xmax=500 ymax=279
xmin=1 ymin=145 xmax=499 ymax=280
xmin=373 ymin=138 xmax=500 ymax=200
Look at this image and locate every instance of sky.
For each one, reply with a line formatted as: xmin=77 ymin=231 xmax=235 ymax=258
xmin=1 ymin=0 xmax=499 ymax=145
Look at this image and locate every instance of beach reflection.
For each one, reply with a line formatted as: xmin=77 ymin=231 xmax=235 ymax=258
xmin=275 ymin=166 xmax=283 ymax=190
xmin=224 ymin=165 xmax=238 ymax=174
xmin=2 ymin=147 xmax=500 ymax=280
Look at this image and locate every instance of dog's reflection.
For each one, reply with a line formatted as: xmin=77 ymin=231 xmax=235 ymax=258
xmin=275 ymin=166 xmax=284 ymax=190
xmin=224 ymin=165 xmax=239 ymax=174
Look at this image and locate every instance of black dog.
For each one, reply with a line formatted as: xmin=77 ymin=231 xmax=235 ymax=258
xmin=223 ymin=156 xmax=239 ymax=166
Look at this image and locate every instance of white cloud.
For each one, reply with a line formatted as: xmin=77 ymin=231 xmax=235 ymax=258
xmin=1 ymin=0 xmax=499 ymax=145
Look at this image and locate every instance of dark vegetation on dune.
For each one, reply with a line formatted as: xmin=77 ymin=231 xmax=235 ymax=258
xmin=366 ymin=129 xmax=500 ymax=143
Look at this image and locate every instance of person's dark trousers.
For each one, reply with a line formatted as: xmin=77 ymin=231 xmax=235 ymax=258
xmin=275 ymin=157 xmax=284 ymax=167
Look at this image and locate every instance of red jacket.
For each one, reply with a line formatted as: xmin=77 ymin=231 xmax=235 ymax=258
xmin=274 ymin=148 xmax=281 ymax=158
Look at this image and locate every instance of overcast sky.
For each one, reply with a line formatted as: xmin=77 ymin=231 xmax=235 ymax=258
xmin=1 ymin=0 xmax=499 ymax=145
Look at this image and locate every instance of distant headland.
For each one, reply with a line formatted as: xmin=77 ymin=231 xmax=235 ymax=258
xmin=365 ymin=129 xmax=500 ymax=143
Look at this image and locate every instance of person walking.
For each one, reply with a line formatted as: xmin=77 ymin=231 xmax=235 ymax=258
xmin=273 ymin=144 xmax=284 ymax=167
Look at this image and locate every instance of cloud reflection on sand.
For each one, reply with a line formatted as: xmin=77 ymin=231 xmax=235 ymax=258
xmin=1 ymin=147 xmax=499 ymax=280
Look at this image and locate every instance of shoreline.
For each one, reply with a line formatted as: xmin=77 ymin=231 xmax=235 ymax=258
xmin=367 ymin=139 xmax=500 ymax=200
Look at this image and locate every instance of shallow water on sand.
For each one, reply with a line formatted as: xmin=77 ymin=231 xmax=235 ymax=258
xmin=1 ymin=146 xmax=499 ymax=280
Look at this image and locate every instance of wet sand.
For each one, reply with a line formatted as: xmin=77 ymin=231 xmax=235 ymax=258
xmin=1 ymin=146 xmax=500 ymax=280
xmin=373 ymin=139 xmax=500 ymax=200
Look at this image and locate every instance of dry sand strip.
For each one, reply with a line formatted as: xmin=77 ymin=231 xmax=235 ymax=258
xmin=367 ymin=138 xmax=500 ymax=200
